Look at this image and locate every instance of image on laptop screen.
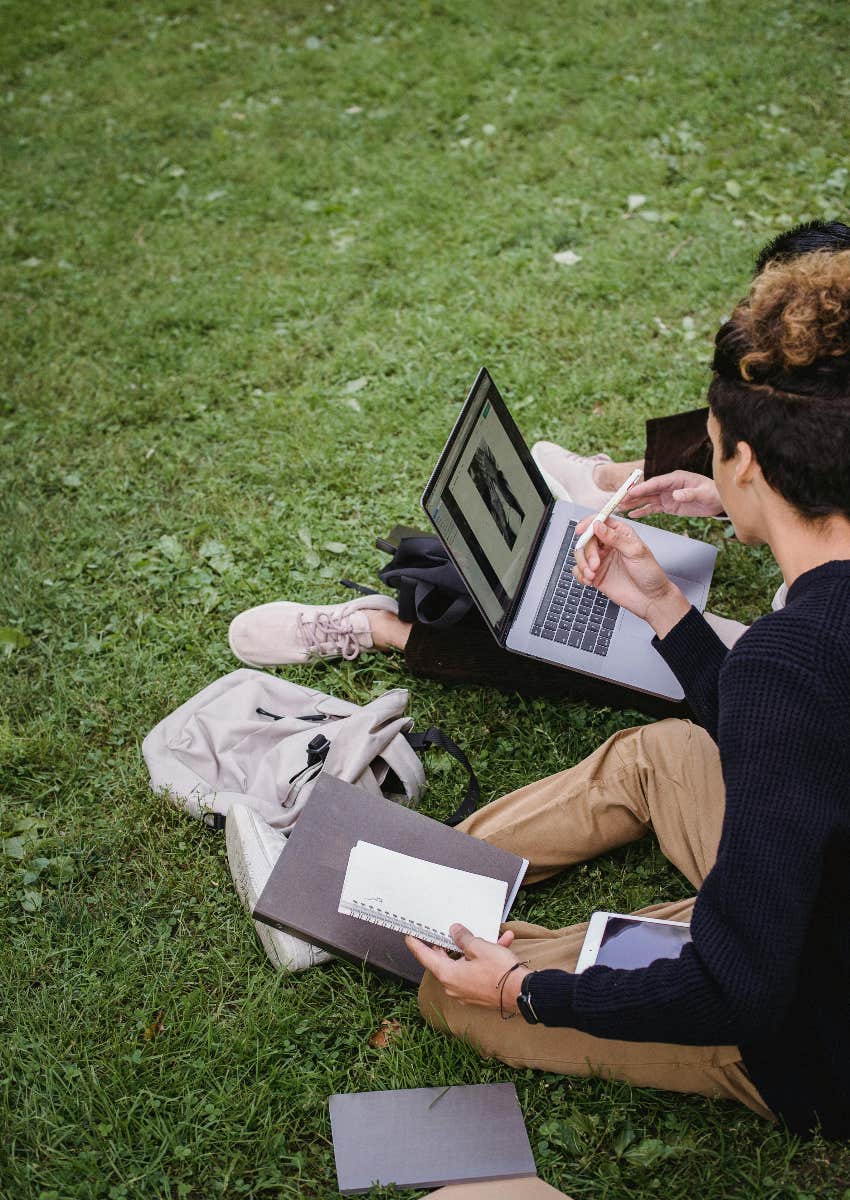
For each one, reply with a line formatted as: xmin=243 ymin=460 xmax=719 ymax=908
xmin=425 ymin=372 xmax=548 ymax=633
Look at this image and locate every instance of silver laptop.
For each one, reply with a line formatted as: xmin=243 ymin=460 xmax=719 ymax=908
xmin=421 ymin=367 xmax=717 ymax=701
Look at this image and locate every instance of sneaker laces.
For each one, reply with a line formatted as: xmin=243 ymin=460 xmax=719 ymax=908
xmin=298 ymin=610 xmax=364 ymax=661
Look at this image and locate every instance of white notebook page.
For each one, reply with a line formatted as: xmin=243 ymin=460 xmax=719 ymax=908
xmin=338 ymin=841 xmax=509 ymax=950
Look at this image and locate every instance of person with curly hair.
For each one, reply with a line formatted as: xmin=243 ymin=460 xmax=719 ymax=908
xmin=405 ymin=249 xmax=850 ymax=1139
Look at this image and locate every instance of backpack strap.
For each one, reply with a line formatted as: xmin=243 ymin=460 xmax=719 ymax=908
xmin=339 ymin=578 xmax=381 ymax=596
xmin=403 ymin=727 xmax=480 ymax=827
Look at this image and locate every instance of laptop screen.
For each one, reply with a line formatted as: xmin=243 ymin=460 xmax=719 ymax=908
xmin=422 ymin=369 xmax=551 ymax=636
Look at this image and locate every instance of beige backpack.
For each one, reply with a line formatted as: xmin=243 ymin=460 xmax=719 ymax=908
xmin=142 ymin=669 xmax=477 ymax=832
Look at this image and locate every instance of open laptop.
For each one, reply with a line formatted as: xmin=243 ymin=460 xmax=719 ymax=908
xmin=421 ymin=367 xmax=717 ymax=701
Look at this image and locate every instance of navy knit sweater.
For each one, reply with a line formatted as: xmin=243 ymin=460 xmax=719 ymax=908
xmin=529 ymin=560 xmax=850 ymax=1138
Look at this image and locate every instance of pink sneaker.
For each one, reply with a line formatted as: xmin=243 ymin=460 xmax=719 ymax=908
xmin=531 ymin=441 xmax=614 ymax=509
xmin=228 ymin=593 xmax=399 ymax=667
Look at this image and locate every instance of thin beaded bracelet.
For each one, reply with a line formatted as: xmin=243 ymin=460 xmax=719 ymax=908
xmin=497 ymin=960 xmax=531 ymax=1020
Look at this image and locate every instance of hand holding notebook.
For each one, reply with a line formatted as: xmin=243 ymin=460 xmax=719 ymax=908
xmin=338 ymin=841 xmax=509 ymax=950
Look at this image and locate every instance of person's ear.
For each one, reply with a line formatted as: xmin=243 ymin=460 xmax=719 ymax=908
xmin=733 ymin=441 xmax=759 ymax=486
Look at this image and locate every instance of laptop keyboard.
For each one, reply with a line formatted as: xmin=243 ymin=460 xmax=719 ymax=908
xmin=530 ymin=521 xmax=620 ymax=656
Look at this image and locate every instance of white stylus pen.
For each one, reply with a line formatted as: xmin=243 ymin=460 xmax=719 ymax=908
xmin=573 ymin=468 xmax=644 ymax=553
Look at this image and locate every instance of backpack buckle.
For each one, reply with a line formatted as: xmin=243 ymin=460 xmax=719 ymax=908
xmin=306 ymin=734 xmax=330 ymax=767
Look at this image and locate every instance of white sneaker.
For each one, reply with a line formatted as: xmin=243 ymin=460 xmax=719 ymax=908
xmin=228 ymin=593 xmax=399 ymax=667
xmin=226 ymin=803 xmax=332 ymax=972
xmin=531 ymin=441 xmax=614 ymax=509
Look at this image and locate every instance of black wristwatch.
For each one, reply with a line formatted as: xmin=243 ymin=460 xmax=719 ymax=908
xmin=516 ymin=971 xmax=541 ymax=1025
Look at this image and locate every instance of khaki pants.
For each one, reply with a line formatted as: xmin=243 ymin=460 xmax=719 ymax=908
xmin=418 ymin=718 xmax=773 ymax=1120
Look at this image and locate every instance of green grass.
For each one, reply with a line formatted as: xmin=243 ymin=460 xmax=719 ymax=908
xmin=2 ymin=1 xmax=849 ymax=1196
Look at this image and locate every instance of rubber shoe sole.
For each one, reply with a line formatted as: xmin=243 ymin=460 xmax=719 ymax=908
xmin=225 ymin=803 xmax=331 ymax=972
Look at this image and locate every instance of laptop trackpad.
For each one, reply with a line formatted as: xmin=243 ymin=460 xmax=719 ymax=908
xmin=619 ymin=609 xmax=653 ymax=638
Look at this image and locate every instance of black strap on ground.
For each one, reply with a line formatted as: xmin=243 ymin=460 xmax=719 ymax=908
xmin=339 ymin=578 xmax=381 ymax=596
xmin=404 ymin=727 xmax=481 ymax=826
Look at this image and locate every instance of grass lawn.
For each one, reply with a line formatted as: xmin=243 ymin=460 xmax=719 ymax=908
xmin=2 ymin=1 xmax=849 ymax=1196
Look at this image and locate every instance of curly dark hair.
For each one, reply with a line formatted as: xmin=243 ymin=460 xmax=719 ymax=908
xmin=708 ymin=249 xmax=850 ymax=520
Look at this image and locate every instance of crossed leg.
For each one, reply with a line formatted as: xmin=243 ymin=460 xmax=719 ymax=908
xmin=417 ymin=718 xmax=773 ymax=1119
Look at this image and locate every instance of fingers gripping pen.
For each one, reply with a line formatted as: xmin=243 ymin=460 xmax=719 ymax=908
xmin=574 ymin=468 xmax=644 ymax=553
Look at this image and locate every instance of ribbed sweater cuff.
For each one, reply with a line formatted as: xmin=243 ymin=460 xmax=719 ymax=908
xmin=652 ymin=604 xmax=726 ymax=677
xmin=526 ymin=969 xmax=578 ymax=1027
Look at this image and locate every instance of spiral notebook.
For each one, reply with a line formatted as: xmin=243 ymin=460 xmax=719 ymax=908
xmin=339 ymin=841 xmax=508 ymax=950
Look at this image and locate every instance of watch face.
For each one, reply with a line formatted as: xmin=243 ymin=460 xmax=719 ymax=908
xmin=517 ymin=988 xmax=538 ymax=1024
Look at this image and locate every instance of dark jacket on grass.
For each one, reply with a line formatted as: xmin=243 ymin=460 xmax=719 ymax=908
xmin=530 ymin=560 xmax=850 ymax=1139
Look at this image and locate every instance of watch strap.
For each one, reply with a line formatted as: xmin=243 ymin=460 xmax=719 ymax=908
xmin=517 ymin=971 xmax=541 ymax=1024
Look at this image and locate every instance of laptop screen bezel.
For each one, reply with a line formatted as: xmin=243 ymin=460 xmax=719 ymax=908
xmin=421 ymin=367 xmax=555 ymax=644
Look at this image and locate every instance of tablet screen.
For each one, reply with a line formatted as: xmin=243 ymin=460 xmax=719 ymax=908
xmin=596 ymin=915 xmax=692 ymax=970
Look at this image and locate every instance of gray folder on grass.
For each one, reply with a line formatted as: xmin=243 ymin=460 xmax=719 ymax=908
xmin=252 ymin=772 xmax=527 ymax=984
xmin=329 ymin=1083 xmax=537 ymax=1194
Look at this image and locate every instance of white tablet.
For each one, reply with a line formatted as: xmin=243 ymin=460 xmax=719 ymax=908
xmin=574 ymin=911 xmax=692 ymax=974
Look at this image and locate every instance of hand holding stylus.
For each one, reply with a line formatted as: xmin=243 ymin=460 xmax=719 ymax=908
xmin=572 ymin=513 xmax=691 ymax=639
xmin=573 ymin=468 xmax=644 ymax=552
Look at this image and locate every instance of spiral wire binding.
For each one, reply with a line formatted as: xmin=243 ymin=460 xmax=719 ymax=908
xmin=341 ymin=899 xmax=456 ymax=950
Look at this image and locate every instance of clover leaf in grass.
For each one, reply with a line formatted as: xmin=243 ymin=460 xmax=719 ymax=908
xmin=200 ymin=587 xmax=220 ymax=613
xmin=612 ymin=1117 xmax=637 ymax=1156
xmin=622 ymin=1136 xmax=685 ymax=1167
xmin=199 ymin=538 xmax=234 ymax=574
xmin=10 ymin=817 xmax=46 ymax=836
xmin=3 ymin=817 xmax=45 ymax=860
xmin=20 ymin=889 xmax=42 ymax=913
xmin=298 ymin=526 xmax=321 ymax=567
xmin=156 ymin=534 xmax=184 ymax=563
xmin=0 ymin=626 xmax=29 ymax=656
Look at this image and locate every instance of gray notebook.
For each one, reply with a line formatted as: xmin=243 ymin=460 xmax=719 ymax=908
xmin=253 ymin=772 xmax=527 ymax=984
xmin=329 ymin=1083 xmax=537 ymax=1194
